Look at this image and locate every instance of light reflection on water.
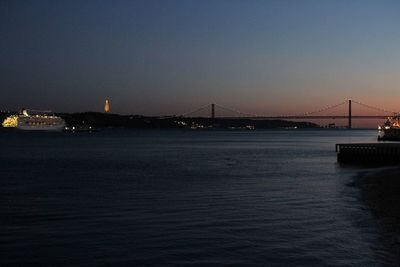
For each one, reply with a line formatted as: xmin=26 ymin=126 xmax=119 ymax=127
xmin=0 ymin=129 xmax=398 ymax=266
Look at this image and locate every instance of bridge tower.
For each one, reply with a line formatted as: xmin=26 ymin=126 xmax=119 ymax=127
xmin=348 ymin=99 xmax=352 ymax=129
xmin=211 ymin=103 xmax=215 ymax=119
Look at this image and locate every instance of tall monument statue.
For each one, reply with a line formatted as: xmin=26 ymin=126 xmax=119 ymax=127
xmin=104 ymin=99 xmax=110 ymax=113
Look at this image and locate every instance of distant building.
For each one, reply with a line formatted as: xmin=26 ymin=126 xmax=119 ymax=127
xmin=104 ymin=99 xmax=110 ymax=113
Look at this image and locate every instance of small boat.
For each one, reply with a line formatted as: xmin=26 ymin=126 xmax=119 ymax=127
xmin=378 ymin=115 xmax=400 ymax=141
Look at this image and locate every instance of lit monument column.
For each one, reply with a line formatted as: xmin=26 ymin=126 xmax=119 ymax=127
xmin=104 ymin=99 xmax=110 ymax=113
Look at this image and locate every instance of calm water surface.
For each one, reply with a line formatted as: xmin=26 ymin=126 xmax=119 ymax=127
xmin=0 ymin=129 xmax=398 ymax=266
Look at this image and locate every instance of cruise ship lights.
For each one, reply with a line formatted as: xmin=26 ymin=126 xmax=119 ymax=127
xmin=2 ymin=115 xmax=18 ymax=127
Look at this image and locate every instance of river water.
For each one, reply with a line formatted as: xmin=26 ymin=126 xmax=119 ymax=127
xmin=0 ymin=129 xmax=398 ymax=266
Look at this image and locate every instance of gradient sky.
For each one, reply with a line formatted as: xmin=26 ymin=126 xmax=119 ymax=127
xmin=1 ymin=0 xmax=400 ymax=117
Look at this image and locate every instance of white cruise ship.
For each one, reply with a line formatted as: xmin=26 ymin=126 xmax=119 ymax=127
xmin=15 ymin=109 xmax=65 ymax=131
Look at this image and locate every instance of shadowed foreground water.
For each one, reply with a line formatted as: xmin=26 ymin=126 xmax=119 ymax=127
xmin=0 ymin=129 xmax=399 ymax=266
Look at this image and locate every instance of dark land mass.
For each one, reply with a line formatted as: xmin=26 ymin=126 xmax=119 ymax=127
xmin=1 ymin=111 xmax=320 ymax=129
xmin=59 ymin=112 xmax=320 ymax=129
xmin=352 ymin=168 xmax=400 ymax=259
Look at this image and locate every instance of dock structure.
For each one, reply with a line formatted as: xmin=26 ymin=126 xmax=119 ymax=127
xmin=336 ymin=143 xmax=400 ymax=164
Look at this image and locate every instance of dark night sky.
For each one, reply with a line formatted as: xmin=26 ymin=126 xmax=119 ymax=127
xmin=1 ymin=0 xmax=400 ymax=116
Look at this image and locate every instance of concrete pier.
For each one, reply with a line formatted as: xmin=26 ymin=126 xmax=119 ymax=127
xmin=336 ymin=143 xmax=400 ymax=164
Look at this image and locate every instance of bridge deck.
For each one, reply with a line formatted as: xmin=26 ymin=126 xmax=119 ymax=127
xmin=214 ymin=115 xmax=389 ymax=119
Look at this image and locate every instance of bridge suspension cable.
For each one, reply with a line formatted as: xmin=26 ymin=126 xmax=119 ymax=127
xmin=351 ymin=100 xmax=397 ymax=115
xmin=289 ymin=100 xmax=348 ymax=118
xmin=214 ymin=103 xmax=260 ymax=117
xmin=179 ymin=103 xmax=212 ymax=117
xmin=214 ymin=100 xmax=350 ymax=118
xmin=174 ymin=99 xmax=394 ymax=120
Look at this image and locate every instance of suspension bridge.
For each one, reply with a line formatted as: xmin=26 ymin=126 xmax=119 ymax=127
xmin=173 ymin=100 xmax=398 ymax=129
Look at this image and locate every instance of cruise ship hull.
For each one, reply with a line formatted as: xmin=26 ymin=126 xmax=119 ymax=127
xmin=2 ymin=109 xmax=66 ymax=131
xmin=17 ymin=124 xmax=65 ymax=131
xmin=16 ymin=111 xmax=66 ymax=131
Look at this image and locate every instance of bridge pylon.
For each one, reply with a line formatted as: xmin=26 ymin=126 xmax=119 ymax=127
xmin=348 ymin=99 xmax=352 ymax=129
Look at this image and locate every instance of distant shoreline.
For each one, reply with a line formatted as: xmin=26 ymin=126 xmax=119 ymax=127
xmin=1 ymin=111 xmax=321 ymax=130
xmin=0 ymin=111 xmax=381 ymax=130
